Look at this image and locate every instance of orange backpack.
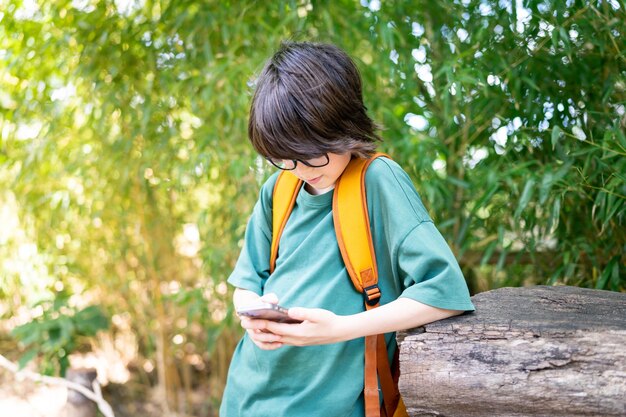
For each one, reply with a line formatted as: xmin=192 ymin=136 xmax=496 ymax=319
xmin=269 ymin=153 xmax=408 ymax=417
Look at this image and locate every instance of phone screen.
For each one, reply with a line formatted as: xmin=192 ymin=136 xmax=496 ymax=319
xmin=237 ymin=302 xmax=302 ymax=324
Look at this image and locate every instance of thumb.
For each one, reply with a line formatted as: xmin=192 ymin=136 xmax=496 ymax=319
xmin=288 ymin=307 xmax=315 ymax=322
xmin=260 ymin=292 xmax=279 ymax=305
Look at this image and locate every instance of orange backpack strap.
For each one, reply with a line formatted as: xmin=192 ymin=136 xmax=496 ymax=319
xmin=332 ymin=153 xmax=387 ymax=307
xmin=333 ymin=152 xmax=405 ymax=417
xmin=270 ymin=171 xmax=303 ymax=273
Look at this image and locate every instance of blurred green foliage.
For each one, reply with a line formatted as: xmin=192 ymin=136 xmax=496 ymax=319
xmin=10 ymin=291 xmax=108 ymax=376
xmin=1 ymin=0 xmax=624 ymax=414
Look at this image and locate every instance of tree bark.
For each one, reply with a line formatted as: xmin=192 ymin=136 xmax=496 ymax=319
xmin=397 ymin=286 xmax=626 ymax=417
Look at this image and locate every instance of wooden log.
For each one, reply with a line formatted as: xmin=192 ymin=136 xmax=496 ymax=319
xmin=397 ymin=286 xmax=626 ymax=417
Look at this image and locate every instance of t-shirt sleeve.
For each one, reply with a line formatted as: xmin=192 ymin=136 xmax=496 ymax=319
xmin=365 ymin=157 xmax=474 ymax=312
xmin=397 ymin=221 xmax=475 ymax=311
xmin=226 ymin=173 xmax=278 ymax=295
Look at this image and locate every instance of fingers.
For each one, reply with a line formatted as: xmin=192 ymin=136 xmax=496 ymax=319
xmin=240 ymin=316 xmax=272 ymax=331
xmin=287 ymin=307 xmax=330 ymax=323
xmin=287 ymin=307 xmax=308 ymax=322
xmin=247 ymin=328 xmax=283 ymax=350
xmin=273 ymin=308 xmax=343 ymax=346
xmin=241 ymin=317 xmax=284 ymax=350
xmin=237 ymin=302 xmax=342 ymax=348
xmin=253 ymin=340 xmax=283 ymax=350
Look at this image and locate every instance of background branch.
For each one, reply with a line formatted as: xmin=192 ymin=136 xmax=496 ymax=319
xmin=0 ymin=354 xmax=115 ymax=417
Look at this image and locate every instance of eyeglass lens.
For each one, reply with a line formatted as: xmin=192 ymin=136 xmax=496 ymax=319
xmin=268 ymin=154 xmax=329 ymax=170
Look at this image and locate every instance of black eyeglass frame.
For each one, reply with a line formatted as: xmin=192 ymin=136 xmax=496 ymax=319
xmin=266 ymin=153 xmax=330 ymax=171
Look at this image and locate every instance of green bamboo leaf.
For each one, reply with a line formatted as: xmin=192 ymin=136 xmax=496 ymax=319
xmin=496 ymin=245 xmax=509 ymax=271
xmin=17 ymin=349 xmax=38 ymax=370
xmin=480 ymin=239 xmax=498 ymax=266
xmin=551 ymin=26 xmax=560 ymax=50
xmin=616 ymin=129 xmax=626 ymax=150
xmin=547 ymin=196 xmax=561 ymax=233
xmin=609 ymin=260 xmax=621 ymax=292
xmin=603 ymin=194 xmax=624 ymax=229
xmin=74 ymin=306 xmax=109 ymax=335
xmin=514 ymin=178 xmax=536 ymax=219
xmin=446 ymin=176 xmax=470 ymax=189
xmin=11 ymin=321 xmax=41 ymax=346
xmin=539 ymin=172 xmax=554 ymax=205
xmin=471 ymin=184 xmax=499 ymax=214
xmin=551 ymin=126 xmax=562 ymax=150
xmin=58 ymin=317 xmax=75 ymax=346
xmin=596 ymin=257 xmax=617 ymax=289
xmin=559 ymin=27 xmax=570 ymax=48
xmin=522 ymin=76 xmax=540 ymax=92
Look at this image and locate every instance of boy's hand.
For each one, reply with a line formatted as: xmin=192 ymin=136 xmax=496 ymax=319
xmin=264 ymin=307 xmax=351 ymax=346
xmin=238 ymin=293 xmax=285 ymax=350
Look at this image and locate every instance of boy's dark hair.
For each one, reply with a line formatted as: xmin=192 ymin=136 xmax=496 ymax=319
xmin=248 ymin=41 xmax=382 ymax=160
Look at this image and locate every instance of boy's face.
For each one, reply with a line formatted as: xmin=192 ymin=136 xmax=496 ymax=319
xmin=293 ymin=152 xmax=352 ymax=195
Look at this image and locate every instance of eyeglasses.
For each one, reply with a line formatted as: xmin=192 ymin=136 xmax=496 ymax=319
xmin=266 ymin=154 xmax=330 ymax=171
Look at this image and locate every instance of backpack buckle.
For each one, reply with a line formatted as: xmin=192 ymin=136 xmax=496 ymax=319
xmin=363 ymin=284 xmax=381 ymax=306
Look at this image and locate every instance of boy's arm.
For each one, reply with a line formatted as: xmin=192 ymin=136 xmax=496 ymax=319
xmin=338 ymin=297 xmax=462 ymax=341
xmin=251 ymin=297 xmax=463 ymax=347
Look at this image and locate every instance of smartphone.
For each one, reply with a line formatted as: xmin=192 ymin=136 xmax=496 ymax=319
xmin=237 ymin=302 xmax=302 ymax=324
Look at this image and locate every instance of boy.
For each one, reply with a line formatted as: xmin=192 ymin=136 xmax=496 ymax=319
xmin=220 ymin=41 xmax=474 ymax=417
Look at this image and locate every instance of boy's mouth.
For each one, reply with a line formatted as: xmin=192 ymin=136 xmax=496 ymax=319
xmin=306 ymin=176 xmax=322 ymax=185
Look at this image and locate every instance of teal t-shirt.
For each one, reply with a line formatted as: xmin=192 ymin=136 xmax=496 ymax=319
xmin=220 ymin=157 xmax=474 ymax=417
